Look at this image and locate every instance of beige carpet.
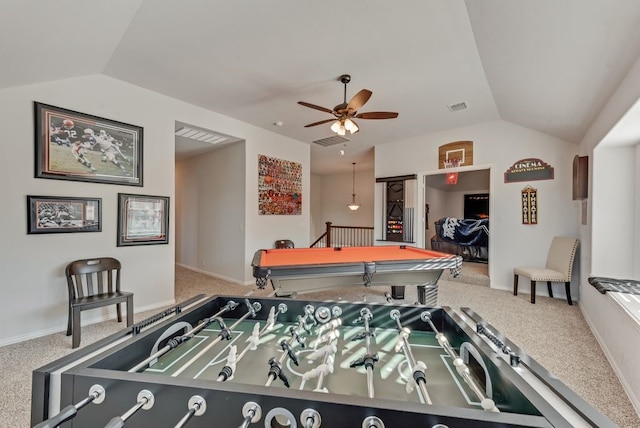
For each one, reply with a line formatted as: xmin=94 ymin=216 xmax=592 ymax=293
xmin=3 ymin=265 xmax=638 ymax=427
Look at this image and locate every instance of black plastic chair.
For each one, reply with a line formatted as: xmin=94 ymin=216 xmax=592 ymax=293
xmin=275 ymin=239 xmax=295 ymax=249
xmin=65 ymin=257 xmax=133 ymax=348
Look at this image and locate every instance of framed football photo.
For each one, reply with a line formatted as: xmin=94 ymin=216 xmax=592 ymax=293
xmin=34 ymin=102 xmax=143 ymax=186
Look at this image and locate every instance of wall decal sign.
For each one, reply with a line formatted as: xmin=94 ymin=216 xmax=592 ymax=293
xmin=504 ymin=158 xmax=554 ymax=183
xmin=258 ymin=154 xmax=302 ymax=215
xmin=521 ymin=185 xmax=538 ymax=225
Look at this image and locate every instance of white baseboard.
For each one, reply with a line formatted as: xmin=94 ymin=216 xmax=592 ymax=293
xmin=176 ymin=263 xmax=251 ymax=286
xmin=580 ymin=299 xmax=640 ymax=417
xmin=0 ymin=299 xmax=175 ymax=348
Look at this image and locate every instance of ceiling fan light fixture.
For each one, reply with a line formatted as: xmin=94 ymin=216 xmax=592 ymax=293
xmin=299 ymin=74 xmax=397 ymax=135
xmin=344 ymin=118 xmax=355 ymax=131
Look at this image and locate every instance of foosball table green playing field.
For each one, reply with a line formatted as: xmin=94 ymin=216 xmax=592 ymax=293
xmin=32 ymin=295 xmax=616 ymax=427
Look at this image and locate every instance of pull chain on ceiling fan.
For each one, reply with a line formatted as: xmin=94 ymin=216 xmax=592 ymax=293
xmin=298 ymin=74 xmax=398 ymax=136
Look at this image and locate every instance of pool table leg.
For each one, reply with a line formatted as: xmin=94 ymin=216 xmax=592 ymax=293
xmin=391 ymin=286 xmax=405 ymax=299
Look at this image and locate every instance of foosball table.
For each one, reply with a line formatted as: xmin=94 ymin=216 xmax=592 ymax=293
xmin=32 ymin=294 xmax=615 ymax=427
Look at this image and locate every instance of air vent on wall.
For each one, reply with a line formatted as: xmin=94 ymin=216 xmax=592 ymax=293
xmin=447 ymin=102 xmax=468 ymax=112
xmin=312 ymin=135 xmax=350 ymax=147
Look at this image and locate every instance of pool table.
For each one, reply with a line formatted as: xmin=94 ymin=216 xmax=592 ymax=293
xmin=251 ymin=245 xmax=463 ymax=305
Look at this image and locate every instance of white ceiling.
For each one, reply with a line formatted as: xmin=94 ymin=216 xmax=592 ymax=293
xmin=4 ymin=0 xmax=640 ymax=174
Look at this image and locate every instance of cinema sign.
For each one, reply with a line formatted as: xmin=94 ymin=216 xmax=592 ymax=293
xmin=504 ymin=158 xmax=554 ymax=183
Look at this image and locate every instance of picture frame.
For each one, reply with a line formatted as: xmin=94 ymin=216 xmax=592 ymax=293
xmin=27 ymin=195 xmax=102 ymax=234
xmin=117 ymin=193 xmax=170 ymax=246
xmin=34 ymin=102 xmax=143 ymax=186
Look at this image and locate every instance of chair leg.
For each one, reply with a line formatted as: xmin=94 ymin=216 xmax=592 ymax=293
xmin=547 ymin=281 xmax=553 ymax=298
xmin=126 ymin=296 xmax=134 ymax=327
xmin=116 ymin=303 xmax=122 ymax=323
xmin=513 ymin=274 xmax=519 ymax=295
xmin=530 ymin=280 xmax=537 ymax=304
xmin=72 ymin=309 xmax=81 ymax=348
xmin=565 ymin=282 xmax=573 ymax=305
xmin=66 ymin=306 xmax=72 ymax=336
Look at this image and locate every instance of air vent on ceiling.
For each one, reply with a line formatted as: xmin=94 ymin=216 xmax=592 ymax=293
xmin=175 ymin=127 xmax=229 ymax=145
xmin=312 ymin=135 xmax=350 ymax=147
xmin=447 ymin=102 xmax=468 ymax=112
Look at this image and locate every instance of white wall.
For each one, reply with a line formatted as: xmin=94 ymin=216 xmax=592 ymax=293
xmin=243 ymin=138 xmax=310 ymax=283
xmin=591 ymin=145 xmax=635 ymax=276
xmin=310 ymin=174 xmax=323 ymax=242
xmin=176 ymin=142 xmax=247 ymax=282
xmin=0 ymin=74 xmax=310 ymax=345
xmin=636 ymin=144 xmax=640 ymax=278
xmin=319 ymin=168 xmax=375 ymax=228
xmin=0 ymin=75 xmax=176 ymax=345
xmin=375 ymin=120 xmax=579 ymax=293
xmin=578 ymin=56 xmax=640 ymax=413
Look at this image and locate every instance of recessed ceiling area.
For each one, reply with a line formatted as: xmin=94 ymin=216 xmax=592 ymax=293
xmin=175 ymin=121 xmax=243 ymax=161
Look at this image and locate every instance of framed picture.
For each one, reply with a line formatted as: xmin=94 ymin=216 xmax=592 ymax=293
xmin=34 ymin=102 xmax=143 ymax=186
xmin=117 ymin=193 xmax=169 ymax=246
xmin=27 ymin=195 xmax=102 ymax=234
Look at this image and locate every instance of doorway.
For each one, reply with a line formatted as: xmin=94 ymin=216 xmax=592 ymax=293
xmin=418 ymin=164 xmax=493 ymax=282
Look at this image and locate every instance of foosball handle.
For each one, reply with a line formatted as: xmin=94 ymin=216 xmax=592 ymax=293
xmin=33 ymin=384 xmax=105 ymax=428
xmin=33 ymin=405 xmax=78 ymax=428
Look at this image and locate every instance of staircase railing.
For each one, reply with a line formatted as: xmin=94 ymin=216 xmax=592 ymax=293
xmin=311 ymin=222 xmax=374 ymax=248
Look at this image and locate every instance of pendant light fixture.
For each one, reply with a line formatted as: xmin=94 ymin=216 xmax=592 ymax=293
xmin=348 ymin=162 xmax=360 ymax=211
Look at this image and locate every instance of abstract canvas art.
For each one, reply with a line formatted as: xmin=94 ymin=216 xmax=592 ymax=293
xmin=258 ymin=154 xmax=302 ymax=215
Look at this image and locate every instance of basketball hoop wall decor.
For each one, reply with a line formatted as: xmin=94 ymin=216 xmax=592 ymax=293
xmin=444 ymin=159 xmax=460 ymax=185
xmin=439 ymin=141 xmax=472 ymax=186
xmin=521 ymin=185 xmax=538 ymax=224
xmin=438 ymin=141 xmax=473 ymax=169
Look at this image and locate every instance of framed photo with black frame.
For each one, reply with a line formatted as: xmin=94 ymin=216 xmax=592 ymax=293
xmin=27 ymin=195 xmax=102 ymax=234
xmin=34 ymin=102 xmax=143 ymax=186
xmin=117 ymin=193 xmax=170 ymax=246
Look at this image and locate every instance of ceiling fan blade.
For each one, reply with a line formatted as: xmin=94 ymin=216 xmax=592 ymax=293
xmin=346 ymin=89 xmax=372 ymax=112
xmin=355 ymin=111 xmax=399 ymax=120
xmin=304 ymin=118 xmax=337 ymax=128
xmin=298 ymin=101 xmax=334 ymax=114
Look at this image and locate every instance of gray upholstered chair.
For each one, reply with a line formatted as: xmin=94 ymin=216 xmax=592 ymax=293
xmin=513 ymin=236 xmax=578 ymax=305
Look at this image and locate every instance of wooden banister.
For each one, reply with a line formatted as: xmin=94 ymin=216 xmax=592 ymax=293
xmin=311 ymin=222 xmax=374 ymax=248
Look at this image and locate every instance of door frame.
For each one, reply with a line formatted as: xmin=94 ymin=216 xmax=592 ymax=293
xmin=416 ymin=163 xmax=494 ymax=281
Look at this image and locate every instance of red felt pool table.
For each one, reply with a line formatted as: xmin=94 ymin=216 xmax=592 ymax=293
xmin=251 ymin=245 xmax=462 ymax=305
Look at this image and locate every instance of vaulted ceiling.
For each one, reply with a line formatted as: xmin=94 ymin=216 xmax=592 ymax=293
xmin=3 ymin=0 xmax=640 ymax=174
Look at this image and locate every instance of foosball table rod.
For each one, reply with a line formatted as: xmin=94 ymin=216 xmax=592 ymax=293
xmin=128 ymin=300 xmax=240 ymax=373
xmin=173 ymin=395 xmax=206 ymax=428
xmin=389 ymin=309 xmax=432 ymax=405
xmin=238 ymin=402 xmax=262 ymax=428
xmin=173 ymin=300 xmax=262 ymax=377
xmin=33 ymin=384 xmax=105 ymax=428
xmin=422 ymin=311 xmax=499 ymax=412
xmin=300 ymin=408 xmax=321 ymax=428
xmin=103 ymin=389 xmax=154 ymax=428
xmin=265 ymin=304 xmax=315 ymax=387
xmin=362 ymin=416 xmax=385 ymax=428
xmin=349 ymin=308 xmax=378 ymax=399
xmin=217 ymin=304 xmax=288 ymax=382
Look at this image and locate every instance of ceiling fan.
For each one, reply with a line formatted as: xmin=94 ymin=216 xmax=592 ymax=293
xmin=298 ymin=74 xmax=398 ymax=136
